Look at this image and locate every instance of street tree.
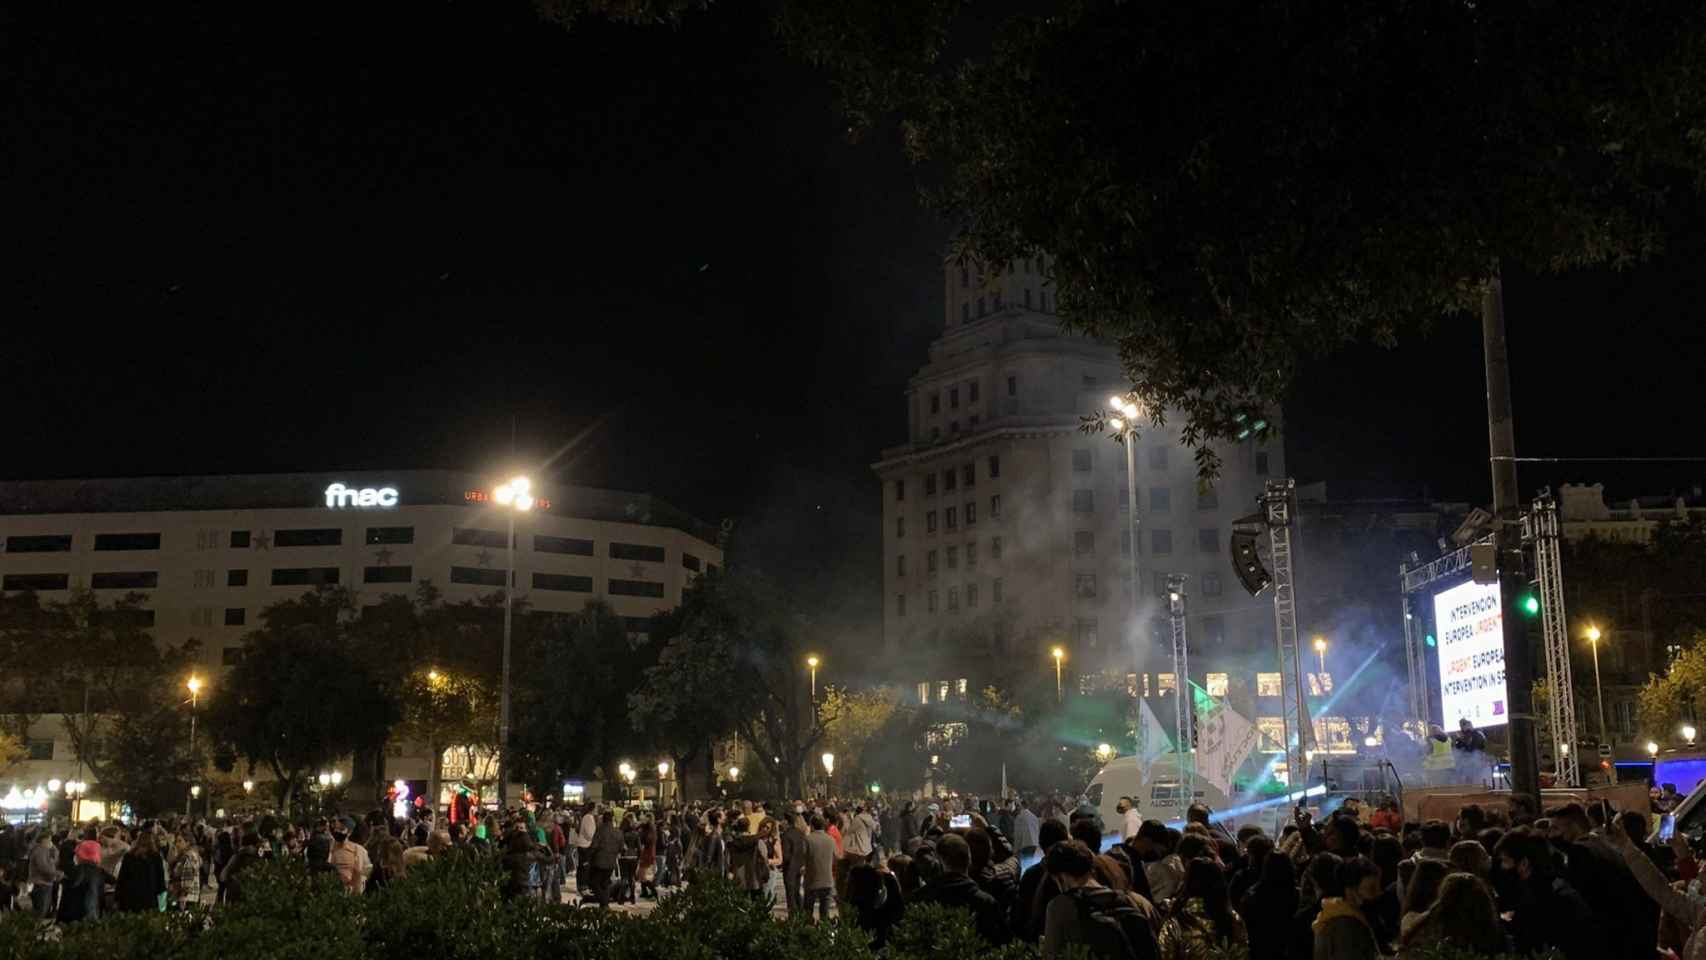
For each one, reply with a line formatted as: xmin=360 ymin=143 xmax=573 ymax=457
xmin=1637 ymin=630 xmax=1706 ymax=747
xmin=203 ymin=589 xmax=397 ymax=815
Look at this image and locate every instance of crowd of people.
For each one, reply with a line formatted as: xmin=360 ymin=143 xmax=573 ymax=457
xmin=5 ymin=788 xmax=1706 ymax=960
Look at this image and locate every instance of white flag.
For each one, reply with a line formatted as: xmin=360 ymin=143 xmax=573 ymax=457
xmin=1198 ymin=701 xmax=1261 ymax=795
xmin=1136 ymin=698 xmax=1172 ymax=770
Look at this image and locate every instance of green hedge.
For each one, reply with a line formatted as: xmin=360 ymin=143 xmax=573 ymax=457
xmin=0 ymin=862 xmax=1562 ymax=960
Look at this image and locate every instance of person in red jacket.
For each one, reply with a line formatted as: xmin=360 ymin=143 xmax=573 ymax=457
xmin=1369 ymin=796 xmax=1403 ymax=833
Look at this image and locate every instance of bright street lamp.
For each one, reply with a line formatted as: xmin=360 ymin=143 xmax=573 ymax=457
xmin=1096 ymin=743 xmax=1113 ymax=763
xmin=822 ymin=752 xmax=835 ymax=776
xmin=318 ymin=772 xmax=332 ymax=788
xmin=1684 ymin=725 xmax=1697 ymax=745
xmin=1105 ymin=396 xmax=1143 ymax=762
xmin=190 ymin=784 xmax=202 ymax=798
xmin=1312 ymin=636 xmax=1327 ymax=674
xmin=728 ymin=765 xmax=740 ymax=781
xmin=1051 ymin=646 xmax=1065 ymax=702
xmin=1586 ymin=625 xmax=1608 ymax=746
xmin=807 ymin=655 xmax=821 ymax=702
xmin=242 ymin=779 xmax=254 ymax=794
xmin=185 ymin=674 xmax=204 ymax=817
xmin=1648 ymin=741 xmax=1661 ymax=757
xmin=492 ymin=474 xmax=534 ymax=809
xmin=330 ymin=771 xmax=342 ymax=787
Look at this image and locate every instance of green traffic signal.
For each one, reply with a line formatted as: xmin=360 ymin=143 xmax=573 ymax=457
xmin=1521 ymin=593 xmax=1540 ymax=616
xmin=1424 ymin=634 xmax=1436 ymax=648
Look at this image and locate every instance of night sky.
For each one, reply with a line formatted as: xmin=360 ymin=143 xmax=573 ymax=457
xmin=5 ymin=3 xmax=1703 ymax=640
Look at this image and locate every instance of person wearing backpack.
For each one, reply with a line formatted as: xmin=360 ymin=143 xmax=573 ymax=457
xmin=1043 ymin=839 xmax=1159 ymax=960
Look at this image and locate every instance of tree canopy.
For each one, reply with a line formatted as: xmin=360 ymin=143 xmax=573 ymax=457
xmin=780 ymin=0 xmax=1706 ymax=470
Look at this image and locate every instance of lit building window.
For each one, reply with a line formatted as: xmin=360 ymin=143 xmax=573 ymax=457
xmin=1315 ymin=716 xmax=1355 ymax=753
xmin=918 ymin=682 xmax=929 ymax=705
xmin=1257 ymin=673 xmax=1282 ymax=697
xmin=1127 ymin=673 xmax=1139 ymax=697
xmin=938 ymin=681 xmax=950 ymax=703
xmin=1206 ymin=673 xmax=1229 ymax=697
xmin=1157 ymin=673 xmax=1177 ymax=697
xmin=957 ymin=678 xmax=968 ymax=700
xmin=1307 ymin=672 xmax=1335 ymax=696
xmin=1257 ymin=717 xmax=1285 ymax=753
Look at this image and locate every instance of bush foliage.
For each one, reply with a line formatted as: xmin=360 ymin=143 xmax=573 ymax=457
xmin=0 ymin=860 xmax=1563 ymax=960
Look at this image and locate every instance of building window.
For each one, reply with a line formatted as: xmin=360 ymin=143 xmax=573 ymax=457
xmin=1024 ymin=289 xmax=1032 ymax=309
xmin=94 ymin=532 xmax=162 ymax=551
xmin=946 ymin=546 xmax=958 ymax=569
xmin=3 ymin=534 xmax=72 ymax=552
xmin=991 ymin=536 xmax=1003 ymax=558
xmin=938 ymin=681 xmax=951 ymax=703
xmin=1006 ymin=376 xmax=1017 ymax=398
xmin=1082 ymin=374 xmax=1097 ymax=387
xmin=949 ymin=386 xmax=960 ymax=409
xmin=927 ymin=590 xmax=939 ymax=613
xmin=1158 ymin=673 xmax=1177 ymax=697
xmin=966 ymin=541 xmax=978 ymax=567
xmin=1201 ymin=615 xmax=1225 ymax=645
xmin=960 ymin=264 xmax=969 ymax=287
xmin=1152 ymin=530 xmax=1173 ymax=554
xmin=222 ymin=646 xmax=243 ymax=667
xmin=1307 ymin=673 xmax=1336 ymax=696
xmin=965 ymin=501 xmax=977 ymax=525
xmin=1149 ymin=447 xmax=1168 ymax=470
xmin=26 ymin=739 xmax=53 ymax=761
xmin=968 ymin=381 xmax=980 ymax=403
xmin=452 ymin=528 xmax=508 ymax=549
xmin=224 ymin=607 xmax=246 ymax=626
xmin=945 ymin=507 xmax=958 ymax=529
xmin=1075 ymin=617 xmax=1099 ymax=646
xmin=1153 ymin=571 xmax=1171 ymax=597
xmin=450 ymin=566 xmax=507 ymax=587
xmin=683 ymin=553 xmax=702 ymax=572
xmin=1255 ymin=451 xmax=1270 ymax=475
xmin=230 ymin=530 xmax=251 ymax=549
xmin=366 ymin=526 xmax=414 ymax=545
xmin=271 ymin=567 xmax=340 ymax=586
xmin=930 ymin=392 xmax=940 ymax=414
xmin=897 ymin=554 xmax=908 ymax=577
xmin=898 ymin=594 xmax=908 ymax=618
xmin=1074 ymin=530 xmax=1095 ymax=557
xmin=947 ymin=586 xmax=960 ymax=611
xmin=1073 ymin=489 xmax=1095 ymax=513
xmin=1150 ymin=487 xmax=1171 ymax=512
xmin=2 ymin=572 xmax=69 ymax=591
xmin=91 ymin=571 xmax=158 ymax=590
xmin=927 ymin=550 xmax=938 ymax=574
xmin=992 ymin=578 xmax=1004 ymax=603
xmin=977 ymin=296 xmax=986 ymax=316
xmin=1257 ymin=673 xmax=1283 ymax=697
xmin=1614 ymin=700 xmax=1636 ymax=736
xmin=610 ymin=542 xmax=666 ymax=563
xmin=1203 ymin=572 xmax=1222 ymax=596
xmin=895 ymin=479 xmax=905 ymax=501
xmin=944 ymin=468 xmax=957 ymax=492
xmin=533 ymin=535 xmax=594 ymax=556
xmin=1121 ymin=529 xmax=1133 ymax=557
xmin=1117 ymin=488 xmax=1131 ymax=512
xmin=609 ymin=578 xmax=666 ymax=598
xmin=275 ymin=528 xmax=343 ymax=548
xmin=1072 ymin=449 xmax=1093 ymax=472
xmin=963 ymin=463 xmax=975 ymax=487
xmin=896 ymin=516 xmax=906 ymax=539
xmin=967 ymin=583 xmax=979 ymax=608
xmin=1199 ymin=528 xmax=1220 ymax=553
xmin=994 ymin=291 xmax=1004 ymax=310
xmin=1257 ymin=717 xmax=1285 ymax=753
xmin=193 ymin=569 xmax=216 ymax=588
xmin=227 ymin=569 xmax=248 ymax=587
xmin=988 ymin=455 xmax=1001 ymax=478
xmin=968 ymin=414 xmax=980 ymax=428
xmin=364 ymin=565 xmax=413 ymax=584
xmin=918 ymin=681 xmax=929 ymax=704
xmin=533 ymin=573 xmax=593 ymax=592
xmin=925 ymin=473 xmax=938 ymax=496
xmin=1207 ymin=672 xmax=1229 ymax=697
xmin=961 ymin=303 xmax=970 ymax=324
xmin=1074 ymin=574 xmax=1097 ymax=598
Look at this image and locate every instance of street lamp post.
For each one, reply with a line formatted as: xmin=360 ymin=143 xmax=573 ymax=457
xmin=493 ymin=475 xmax=535 ymax=810
xmin=821 ymin=752 xmax=835 ymax=794
xmin=1313 ymin=637 xmax=1327 ymax=675
xmin=657 ymin=761 xmax=671 ymax=808
xmin=1051 ymin=646 xmax=1065 ymax=702
xmin=1107 ymin=396 xmax=1144 ymax=752
xmin=807 ymin=655 xmax=820 ymax=702
xmin=1587 ymin=625 xmax=1609 ymax=745
xmin=186 ymin=675 xmax=202 ymax=817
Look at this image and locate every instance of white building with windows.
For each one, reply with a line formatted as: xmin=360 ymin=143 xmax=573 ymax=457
xmin=873 ymin=257 xmax=1285 ymax=734
xmin=0 ymin=470 xmax=721 ymax=797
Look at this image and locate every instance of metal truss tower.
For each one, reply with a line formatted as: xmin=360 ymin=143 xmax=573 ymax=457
xmin=1264 ymin=479 xmax=1311 ymax=788
xmin=1166 ymin=573 xmax=1193 ymax=801
xmin=1526 ymin=490 xmax=1579 ymax=787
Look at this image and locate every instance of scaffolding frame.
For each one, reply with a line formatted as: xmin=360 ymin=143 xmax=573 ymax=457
xmin=1166 ymin=574 xmax=1193 ymax=801
xmin=1264 ymin=479 xmax=1311 ymax=787
xmin=1525 ymin=490 xmax=1579 ymax=786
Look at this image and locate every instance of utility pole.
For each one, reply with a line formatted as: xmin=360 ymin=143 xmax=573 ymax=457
xmin=1483 ymin=269 xmax=1541 ymax=814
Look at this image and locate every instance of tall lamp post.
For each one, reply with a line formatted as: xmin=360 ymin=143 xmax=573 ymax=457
xmin=1313 ymin=636 xmax=1328 ymax=675
xmin=1051 ymin=646 xmax=1065 ymax=702
xmin=185 ymin=674 xmax=203 ymax=817
xmin=657 ymin=761 xmax=671 ymax=809
xmin=492 ymin=475 xmax=535 ymax=809
xmin=807 ymin=655 xmax=821 ymax=702
xmin=821 ymin=752 xmax=835 ymax=795
xmin=1106 ymin=396 xmax=1144 ymax=719
xmin=1586 ymin=625 xmax=1608 ymax=745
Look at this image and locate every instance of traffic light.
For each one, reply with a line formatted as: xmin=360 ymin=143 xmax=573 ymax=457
xmin=1521 ymin=592 xmax=1541 ymax=617
xmin=1230 ymin=512 xmax=1271 ymax=596
xmin=1424 ymin=634 xmax=1436 ymax=648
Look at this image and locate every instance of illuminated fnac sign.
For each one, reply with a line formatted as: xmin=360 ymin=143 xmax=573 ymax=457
xmin=325 ymin=483 xmax=399 ymax=508
xmin=464 ymin=489 xmax=551 ymax=510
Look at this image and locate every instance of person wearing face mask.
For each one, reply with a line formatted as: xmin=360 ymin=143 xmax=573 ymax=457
xmin=1493 ymin=827 xmax=1609 ymax=960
